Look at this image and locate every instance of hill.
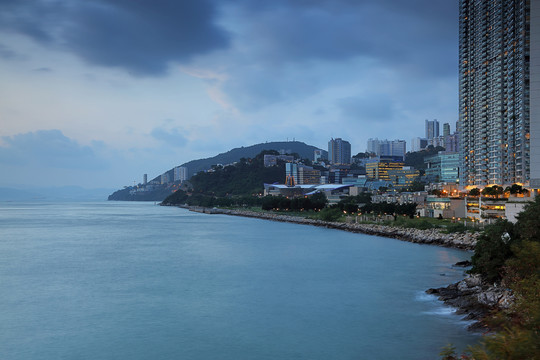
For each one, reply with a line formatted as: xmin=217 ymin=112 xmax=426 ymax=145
xmin=109 ymin=141 xmax=322 ymax=201
xmin=404 ymin=146 xmax=445 ymax=171
xmin=177 ymin=141 xmax=322 ymax=178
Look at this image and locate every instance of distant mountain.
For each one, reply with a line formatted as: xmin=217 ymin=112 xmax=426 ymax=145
xmin=0 ymin=186 xmax=116 ymax=202
xmin=177 ymin=141 xmax=322 ymax=178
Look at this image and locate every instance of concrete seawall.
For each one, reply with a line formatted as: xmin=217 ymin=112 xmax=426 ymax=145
xmin=183 ymin=206 xmax=479 ymax=250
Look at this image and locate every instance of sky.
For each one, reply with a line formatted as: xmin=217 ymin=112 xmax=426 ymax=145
xmin=0 ymin=0 xmax=459 ymax=189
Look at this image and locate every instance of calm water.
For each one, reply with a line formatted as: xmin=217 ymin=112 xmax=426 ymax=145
xmin=0 ymin=201 xmax=478 ymax=360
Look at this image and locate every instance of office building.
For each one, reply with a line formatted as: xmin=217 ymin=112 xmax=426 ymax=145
xmin=425 ymin=152 xmax=460 ymax=183
xmin=365 ymin=156 xmax=405 ymax=181
xmin=387 ymin=167 xmax=421 ymax=190
xmin=298 ymin=165 xmax=321 ymax=185
xmin=328 ymin=138 xmax=352 ymax=165
xmin=410 ymin=137 xmax=428 ymax=152
xmin=459 ymin=0 xmax=540 ymax=187
xmin=443 ymin=123 xmax=451 ymax=137
xmin=366 ymin=138 xmax=407 ymax=160
xmin=425 ymin=119 xmax=440 ymax=140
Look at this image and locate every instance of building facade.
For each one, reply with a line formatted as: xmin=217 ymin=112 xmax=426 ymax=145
xmin=459 ymin=0 xmax=536 ymax=187
xmin=410 ymin=137 xmax=428 ymax=152
xmin=425 ymin=119 xmax=440 ymax=140
xmin=365 ymin=157 xmax=405 ymax=182
xmin=366 ymin=138 xmax=407 ymax=159
xmin=425 ymin=152 xmax=460 ymax=183
xmin=328 ymin=138 xmax=352 ymax=165
xmin=173 ymin=166 xmax=188 ymax=182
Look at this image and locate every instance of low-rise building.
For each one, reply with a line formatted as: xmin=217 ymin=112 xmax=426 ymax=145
xmin=387 ymin=167 xmax=420 ymax=190
xmin=365 ymin=156 xmax=404 ymax=181
xmin=424 ymin=152 xmax=459 ymax=183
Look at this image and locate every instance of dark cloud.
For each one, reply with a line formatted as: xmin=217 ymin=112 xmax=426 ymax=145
xmin=337 ymin=95 xmax=395 ymax=122
xmin=213 ymin=0 xmax=457 ymax=111
xmin=150 ymin=127 xmax=188 ymax=148
xmin=226 ymin=0 xmax=457 ymax=74
xmin=0 ymin=0 xmax=229 ymax=75
xmin=0 ymin=130 xmax=108 ymax=169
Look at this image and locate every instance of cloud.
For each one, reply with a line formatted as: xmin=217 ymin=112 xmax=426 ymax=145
xmin=33 ymin=67 xmax=52 ymax=72
xmin=0 ymin=43 xmax=20 ymax=59
xmin=224 ymin=0 xmax=457 ymax=73
xmin=337 ymin=95 xmax=395 ymax=122
xmin=0 ymin=0 xmax=230 ymax=75
xmin=0 ymin=129 xmax=108 ymax=170
xmin=204 ymin=0 xmax=458 ymax=111
xmin=150 ymin=127 xmax=188 ymax=148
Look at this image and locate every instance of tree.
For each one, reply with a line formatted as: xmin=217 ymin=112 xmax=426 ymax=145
xmin=443 ymin=198 xmax=540 ymax=360
xmin=309 ymin=192 xmax=328 ymax=211
xmin=515 ymin=196 xmax=540 ymax=242
xmin=470 ymin=219 xmax=516 ymax=283
xmin=505 ymin=183 xmax=529 ymax=196
xmin=468 ymin=188 xmax=481 ymax=197
xmin=482 ymin=185 xmax=504 ymax=198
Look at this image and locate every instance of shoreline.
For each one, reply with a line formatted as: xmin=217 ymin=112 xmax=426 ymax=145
xmin=164 ymin=204 xmax=502 ymax=330
xmin=176 ymin=205 xmax=480 ymax=250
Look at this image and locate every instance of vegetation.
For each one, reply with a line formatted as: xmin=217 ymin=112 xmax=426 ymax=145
xmin=505 ymin=183 xmax=529 ymax=196
xmin=261 ymin=193 xmax=327 ymax=211
xmin=443 ymin=196 xmax=540 ymax=359
xmin=404 ymin=145 xmax=445 ymax=170
xmin=179 ymin=141 xmax=321 ymax=175
xmin=468 ymin=188 xmax=481 ymax=197
xmin=108 ymin=186 xmax=175 ymax=201
xmin=189 ymin=150 xmax=285 ymax=197
xmin=482 ymin=185 xmax=504 ymax=198
xmin=361 ymin=202 xmax=418 ymax=218
xmin=469 ymin=219 xmax=516 ymax=283
xmin=311 ymin=207 xmax=345 ymax=222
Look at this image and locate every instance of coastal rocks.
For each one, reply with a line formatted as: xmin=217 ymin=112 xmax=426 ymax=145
xmin=477 ymin=286 xmax=513 ymax=309
xmin=180 ymin=206 xmax=481 ymax=250
xmin=426 ymin=274 xmax=513 ymax=330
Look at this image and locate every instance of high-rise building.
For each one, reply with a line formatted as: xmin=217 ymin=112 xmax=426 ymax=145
xmin=443 ymin=123 xmax=451 ymax=137
xmin=459 ymin=0 xmax=540 ymax=187
xmin=161 ymin=172 xmax=170 ymax=185
xmin=425 ymin=119 xmax=440 ymax=140
xmin=143 ymin=174 xmax=147 ymax=185
xmin=410 ymin=137 xmax=428 ymax=152
xmin=531 ymin=2 xmax=540 ymax=188
xmin=313 ymin=149 xmax=328 ymax=163
xmin=328 ymin=138 xmax=351 ymax=165
xmin=366 ymin=138 xmax=406 ymax=160
xmin=173 ymin=166 xmax=188 ymax=182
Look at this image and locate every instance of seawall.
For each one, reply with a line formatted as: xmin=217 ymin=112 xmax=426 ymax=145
xmin=183 ymin=206 xmax=479 ymax=250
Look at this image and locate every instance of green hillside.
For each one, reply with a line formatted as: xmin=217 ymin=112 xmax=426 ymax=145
xmin=177 ymin=141 xmax=322 ymax=178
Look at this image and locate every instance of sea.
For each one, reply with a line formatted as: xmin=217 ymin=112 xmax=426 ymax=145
xmin=0 ymin=201 xmax=479 ymax=360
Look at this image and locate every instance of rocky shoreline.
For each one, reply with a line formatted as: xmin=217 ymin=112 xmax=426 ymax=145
xmin=427 ymin=273 xmax=513 ymax=331
xmin=168 ymin=204 xmax=505 ymax=330
xmin=185 ymin=206 xmax=480 ymax=250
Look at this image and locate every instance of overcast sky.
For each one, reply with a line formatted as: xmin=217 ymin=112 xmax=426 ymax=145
xmin=0 ymin=0 xmax=458 ymax=188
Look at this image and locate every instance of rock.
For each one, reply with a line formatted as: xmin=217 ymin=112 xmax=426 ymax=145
xmin=454 ymin=260 xmax=472 ymax=267
xmin=464 ymin=274 xmax=482 ymax=288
